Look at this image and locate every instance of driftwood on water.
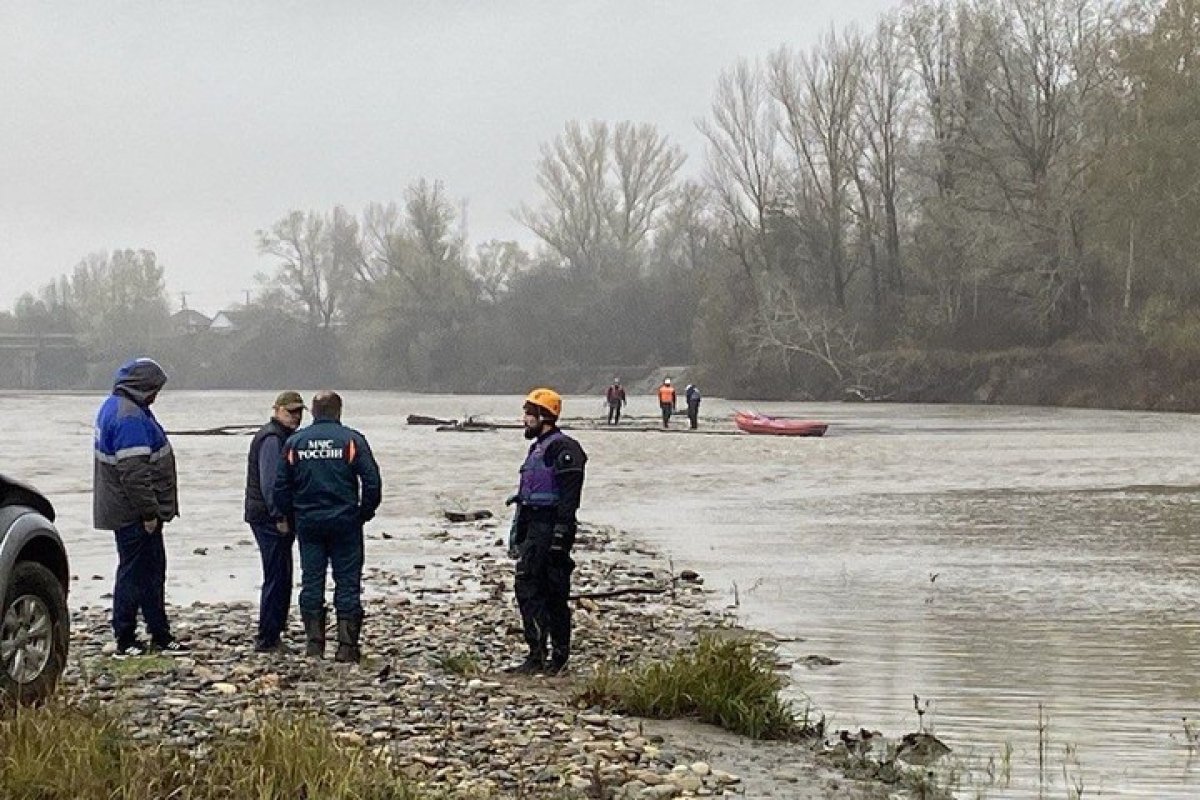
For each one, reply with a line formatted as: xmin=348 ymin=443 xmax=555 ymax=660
xmin=409 ymin=411 xmax=739 ymax=435
xmin=167 ymin=424 xmax=260 ymax=436
xmin=433 ymin=416 xmax=523 ymax=432
xmin=407 ymin=414 xmax=456 ymax=426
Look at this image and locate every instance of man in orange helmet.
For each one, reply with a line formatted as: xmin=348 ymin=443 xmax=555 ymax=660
xmin=506 ymin=387 xmax=588 ymax=675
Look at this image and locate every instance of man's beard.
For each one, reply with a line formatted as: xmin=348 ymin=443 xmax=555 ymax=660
xmin=523 ymin=421 xmax=540 ymax=440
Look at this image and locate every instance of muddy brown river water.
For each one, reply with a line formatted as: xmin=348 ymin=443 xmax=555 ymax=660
xmin=6 ymin=389 xmax=1200 ymax=797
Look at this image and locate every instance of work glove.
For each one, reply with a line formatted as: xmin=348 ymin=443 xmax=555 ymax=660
xmin=504 ymin=493 xmax=519 ymax=507
xmin=507 ymin=505 xmax=523 ymax=559
xmin=550 ymin=523 xmax=572 ymax=553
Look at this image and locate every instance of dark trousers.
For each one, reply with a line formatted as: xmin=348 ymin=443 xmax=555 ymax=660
xmin=514 ymin=520 xmax=574 ymax=659
xmin=606 ymin=402 xmax=622 ymax=424
xmin=660 ymin=403 xmax=673 ymax=427
xmin=112 ymin=521 xmax=170 ymax=646
xmin=687 ymin=402 xmax=700 ymax=429
xmin=250 ymin=522 xmax=295 ymax=645
xmin=297 ymin=524 xmax=364 ymax=617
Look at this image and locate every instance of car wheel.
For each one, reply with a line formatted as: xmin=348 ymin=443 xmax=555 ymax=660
xmin=0 ymin=561 xmax=69 ymax=705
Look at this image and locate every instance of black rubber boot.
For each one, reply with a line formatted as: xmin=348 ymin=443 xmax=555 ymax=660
xmin=334 ymin=614 xmax=362 ymax=664
xmin=302 ymin=609 xmax=326 ymax=659
xmin=546 ymin=649 xmax=569 ymax=676
xmin=504 ymin=648 xmax=545 ymax=675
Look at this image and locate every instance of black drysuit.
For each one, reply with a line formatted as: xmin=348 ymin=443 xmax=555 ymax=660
xmin=512 ymin=430 xmax=587 ymax=667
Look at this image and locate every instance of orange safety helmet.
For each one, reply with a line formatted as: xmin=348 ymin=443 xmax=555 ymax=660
xmin=524 ymin=387 xmax=562 ymax=418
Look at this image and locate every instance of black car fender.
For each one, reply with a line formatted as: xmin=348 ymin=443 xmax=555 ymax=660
xmin=0 ymin=476 xmax=69 ymax=607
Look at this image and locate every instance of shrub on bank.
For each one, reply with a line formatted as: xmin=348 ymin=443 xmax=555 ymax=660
xmin=577 ymin=635 xmax=817 ymax=741
xmin=0 ymin=701 xmax=424 ymax=799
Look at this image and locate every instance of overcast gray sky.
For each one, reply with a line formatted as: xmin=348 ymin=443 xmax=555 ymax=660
xmin=2 ymin=0 xmax=898 ymax=315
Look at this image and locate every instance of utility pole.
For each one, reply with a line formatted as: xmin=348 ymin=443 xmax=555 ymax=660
xmin=179 ymin=291 xmax=189 ymax=311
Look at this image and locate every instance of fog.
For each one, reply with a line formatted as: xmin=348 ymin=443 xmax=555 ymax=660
xmin=1 ymin=0 xmax=896 ymax=313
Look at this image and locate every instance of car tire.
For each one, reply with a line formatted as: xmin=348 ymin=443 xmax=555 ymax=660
xmin=0 ymin=561 xmax=69 ymax=705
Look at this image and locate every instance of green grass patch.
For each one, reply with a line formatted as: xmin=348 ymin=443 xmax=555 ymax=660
xmin=100 ymin=654 xmax=177 ymax=678
xmin=576 ymin=635 xmax=817 ymax=741
xmin=0 ymin=700 xmax=428 ymax=799
xmin=435 ymin=651 xmax=481 ymax=676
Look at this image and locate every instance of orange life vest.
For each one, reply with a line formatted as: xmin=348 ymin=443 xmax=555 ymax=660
xmin=657 ymin=385 xmax=676 ymax=404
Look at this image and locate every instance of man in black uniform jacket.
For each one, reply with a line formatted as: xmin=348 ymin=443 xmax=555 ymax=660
xmin=275 ymin=391 xmax=382 ymax=663
xmin=507 ymin=387 xmax=587 ymax=675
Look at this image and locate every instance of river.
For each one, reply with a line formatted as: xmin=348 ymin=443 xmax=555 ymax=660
xmin=5 ymin=389 xmax=1200 ymax=797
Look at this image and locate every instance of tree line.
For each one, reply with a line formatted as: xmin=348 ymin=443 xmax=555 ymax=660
xmin=5 ymin=0 xmax=1199 ymax=403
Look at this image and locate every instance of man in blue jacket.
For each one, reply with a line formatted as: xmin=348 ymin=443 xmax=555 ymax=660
xmin=243 ymin=390 xmax=305 ymax=653
xmin=274 ymin=391 xmax=381 ymax=663
xmin=93 ymin=357 xmax=187 ymax=656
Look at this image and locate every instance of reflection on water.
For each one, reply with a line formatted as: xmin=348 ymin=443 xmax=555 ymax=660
xmin=5 ymin=390 xmax=1200 ymax=797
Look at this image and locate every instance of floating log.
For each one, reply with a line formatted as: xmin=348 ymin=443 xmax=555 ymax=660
xmin=436 ymin=423 xmax=493 ymax=433
xmin=433 ymin=416 xmax=524 ymax=433
xmin=167 ymin=424 xmax=259 ymax=436
xmin=407 ymin=414 xmax=456 ymax=426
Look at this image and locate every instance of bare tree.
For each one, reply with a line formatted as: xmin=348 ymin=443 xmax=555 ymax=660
xmin=610 ymin=121 xmax=687 ymax=255
xmin=517 ymin=120 xmax=683 ymax=273
xmin=257 ymin=211 xmax=353 ymax=328
xmin=473 ymin=240 xmax=530 ymax=303
xmin=357 ymin=202 xmax=403 ymax=284
xmin=698 ymin=59 xmax=781 ymax=288
xmin=770 ymin=30 xmax=866 ymax=309
xmin=741 ymin=284 xmax=864 ymax=382
xmin=859 ymin=14 xmax=913 ymax=299
xmin=968 ymin=0 xmax=1123 ymax=327
xmin=516 ymin=120 xmax=613 ymax=271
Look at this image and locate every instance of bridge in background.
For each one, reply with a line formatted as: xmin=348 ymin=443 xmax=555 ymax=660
xmin=0 ymin=333 xmax=85 ymax=388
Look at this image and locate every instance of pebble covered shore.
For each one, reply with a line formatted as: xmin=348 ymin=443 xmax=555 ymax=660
xmin=61 ymin=517 xmax=892 ymax=799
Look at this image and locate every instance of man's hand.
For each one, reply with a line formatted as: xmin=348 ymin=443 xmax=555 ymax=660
xmin=504 ymin=494 xmax=520 ymax=507
xmin=508 ymin=504 xmax=523 ymax=559
xmin=275 ymin=519 xmax=290 ymax=534
xmin=142 ymin=519 xmax=158 ymax=534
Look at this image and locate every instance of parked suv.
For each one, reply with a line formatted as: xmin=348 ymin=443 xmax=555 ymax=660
xmin=0 ymin=474 xmax=69 ymax=705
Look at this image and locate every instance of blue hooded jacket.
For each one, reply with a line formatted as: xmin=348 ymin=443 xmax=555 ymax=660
xmin=92 ymin=358 xmax=179 ymax=529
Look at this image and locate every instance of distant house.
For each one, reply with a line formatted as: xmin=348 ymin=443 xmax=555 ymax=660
xmin=208 ymin=309 xmax=253 ymax=333
xmin=171 ymin=308 xmax=212 ymax=335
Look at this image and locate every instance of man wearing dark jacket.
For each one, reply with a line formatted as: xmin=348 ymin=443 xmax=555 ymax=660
xmin=93 ymin=358 xmax=186 ymax=656
xmin=507 ymin=387 xmax=587 ymax=675
xmin=274 ymin=391 xmax=381 ymax=663
xmin=685 ymin=384 xmax=702 ymax=430
xmin=244 ymin=390 xmax=305 ymax=653
xmin=604 ymin=378 xmax=626 ymax=425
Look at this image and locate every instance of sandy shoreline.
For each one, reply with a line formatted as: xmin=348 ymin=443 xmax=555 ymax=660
xmin=59 ymin=513 xmax=905 ymax=799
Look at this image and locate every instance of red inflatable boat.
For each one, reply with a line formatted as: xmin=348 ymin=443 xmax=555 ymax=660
xmin=733 ymin=411 xmax=828 ymax=437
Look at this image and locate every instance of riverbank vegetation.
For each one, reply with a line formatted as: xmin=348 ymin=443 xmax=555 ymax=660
xmin=578 ymin=635 xmax=817 ymax=741
xmin=4 ymin=0 xmax=1198 ymax=410
xmin=0 ymin=702 xmax=427 ymax=800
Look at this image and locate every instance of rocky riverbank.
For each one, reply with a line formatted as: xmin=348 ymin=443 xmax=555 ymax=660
xmin=60 ymin=517 xmax=911 ymax=799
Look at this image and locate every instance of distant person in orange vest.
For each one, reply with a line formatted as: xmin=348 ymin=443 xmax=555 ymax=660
xmin=605 ymin=378 xmax=627 ymax=425
xmin=657 ymin=378 xmax=677 ymax=428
